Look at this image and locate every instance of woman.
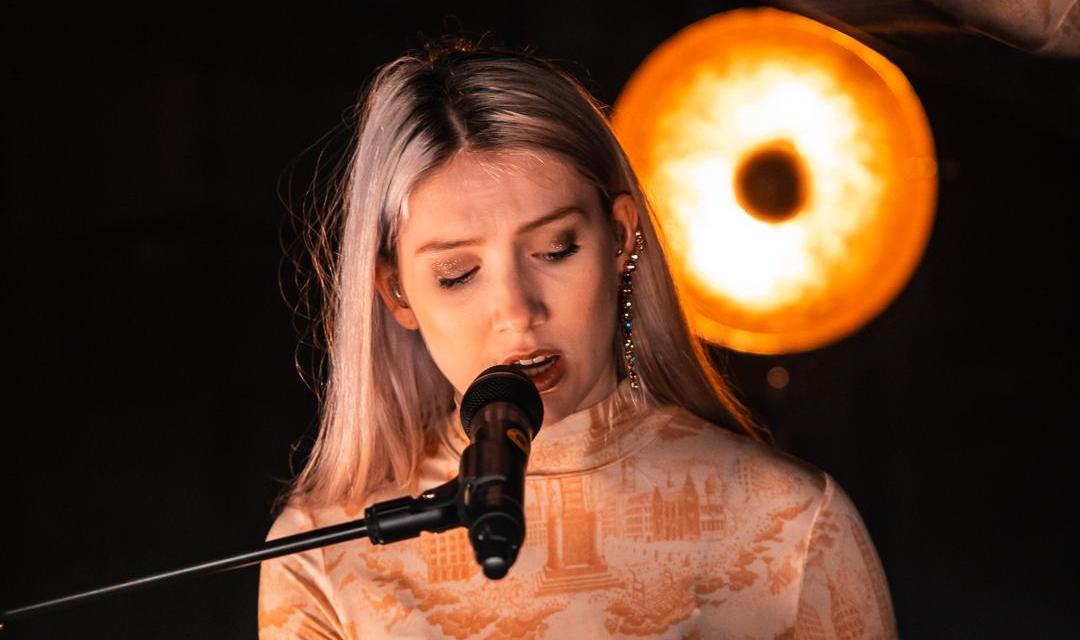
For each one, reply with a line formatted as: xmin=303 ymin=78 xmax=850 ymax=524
xmin=260 ymin=41 xmax=898 ymax=639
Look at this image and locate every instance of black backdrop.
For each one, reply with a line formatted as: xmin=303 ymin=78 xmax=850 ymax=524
xmin=4 ymin=2 xmax=1076 ymax=638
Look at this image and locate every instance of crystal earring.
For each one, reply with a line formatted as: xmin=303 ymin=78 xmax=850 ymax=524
xmin=619 ymin=229 xmax=645 ymax=389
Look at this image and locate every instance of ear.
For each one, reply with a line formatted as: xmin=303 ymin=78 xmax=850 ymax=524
xmin=374 ymin=260 xmax=420 ymax=331
xmin=611 ymin=193 xmax=641 ymax=273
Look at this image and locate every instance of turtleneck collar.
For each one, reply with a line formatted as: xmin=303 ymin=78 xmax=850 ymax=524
xmin=440 ymin=379 xmax=664 ymax=477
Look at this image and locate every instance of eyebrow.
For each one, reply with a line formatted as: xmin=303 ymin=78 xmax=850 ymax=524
xmin=413 ymin=206 xmax=585 ymax=256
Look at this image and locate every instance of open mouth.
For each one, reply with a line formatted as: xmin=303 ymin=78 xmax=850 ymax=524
xmin=511 ymin=353 xmax=558 ymax=376
xmin=504 ymin=353 xmax=564 ymax=393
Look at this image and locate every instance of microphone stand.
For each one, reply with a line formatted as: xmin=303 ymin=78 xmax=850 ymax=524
xmin=0 ymin=478 xmax=463 ymax=631
xmin=4 ymin=365 xmax=539 ymax=632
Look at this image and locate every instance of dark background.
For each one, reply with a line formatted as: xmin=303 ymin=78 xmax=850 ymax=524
xmin=4 ymin=1 xmax=1076 ymax=638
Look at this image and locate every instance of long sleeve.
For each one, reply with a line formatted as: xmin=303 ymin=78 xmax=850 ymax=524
xmin=258 ymin=505 xmax=348 ymax=640
xmin=792 ymin=474 xmax=899 ymax=639
xmin=253 ymin=400 xmax=898 ymax=638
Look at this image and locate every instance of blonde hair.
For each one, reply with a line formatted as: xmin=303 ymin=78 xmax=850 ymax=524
xmin=289 ymin=41 xmax=770 ymax=509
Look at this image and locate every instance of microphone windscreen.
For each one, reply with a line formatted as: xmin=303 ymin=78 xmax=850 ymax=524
xmin=459 ymin=365 xmax=543 ymax=438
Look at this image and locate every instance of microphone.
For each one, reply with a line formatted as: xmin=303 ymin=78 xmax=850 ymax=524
xmin=0 ymin=366 xmax=543 ymax=630
xmin=457 ymin=365 xmax=543 ymax=579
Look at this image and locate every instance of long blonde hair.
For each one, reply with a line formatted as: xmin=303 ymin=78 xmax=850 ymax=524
xmin=289 ymin=41 xmax=770 ymax=509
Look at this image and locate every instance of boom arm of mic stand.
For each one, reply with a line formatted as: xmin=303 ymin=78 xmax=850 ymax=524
xmin=0 ymin=479 xmax=463 ymax=631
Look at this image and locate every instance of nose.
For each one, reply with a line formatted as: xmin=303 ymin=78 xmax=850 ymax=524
xmin=489 ymin=258 xmax=548 ymax=335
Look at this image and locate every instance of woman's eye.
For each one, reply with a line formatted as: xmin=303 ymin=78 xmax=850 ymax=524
xmin=437 ymin=266 xmax=478 ymax=289
xmin=542 ymin=242 xmax=581 ymax=262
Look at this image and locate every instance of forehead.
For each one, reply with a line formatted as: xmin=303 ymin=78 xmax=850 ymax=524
xmin=400 ymin=149 xmax=597 ymax=246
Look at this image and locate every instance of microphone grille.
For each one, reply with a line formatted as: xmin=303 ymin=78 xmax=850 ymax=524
xmin=459 ymin=365 xmax=544 ymax=438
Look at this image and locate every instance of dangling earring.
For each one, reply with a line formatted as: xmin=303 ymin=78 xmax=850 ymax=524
xmin=619 ymin=228 xmax=645 ymax=389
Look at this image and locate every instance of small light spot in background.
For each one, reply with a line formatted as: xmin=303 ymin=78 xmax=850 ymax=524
xmin=767 ymin=365 xmax=789 ymax=389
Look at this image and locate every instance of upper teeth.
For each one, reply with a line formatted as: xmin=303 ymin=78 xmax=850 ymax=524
xmin=514 ymin=355 xmax=552 ymax=366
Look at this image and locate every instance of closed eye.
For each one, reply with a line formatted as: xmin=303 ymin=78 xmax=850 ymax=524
xmin=540 ymin=242 xmax=581 ymax=262
xmin=540 ymin=241 xmax=583 ymax=262
xmin=437 ymin=266 xmax=479 ymax=289
xmin=437 ymin=240 xmax=579 ymax=289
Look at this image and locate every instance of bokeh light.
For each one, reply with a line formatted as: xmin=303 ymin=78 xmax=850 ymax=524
xmin=615 ymin=8 xmax=937 ymax=354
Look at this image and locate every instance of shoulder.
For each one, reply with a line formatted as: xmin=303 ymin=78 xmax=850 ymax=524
xmin=646 ymin=403 xmax=828 ymax=498
xmin=267 ymin=484 xmax=407 ymax=541
xmin=267 ymin=498 xmax=345 ymax=542
xmin=266 ymin=501 xmax=318 ymax=541
xmin=260 ymin=498 xmax=357 ymax=638
xmin=630 ymin=402 xmax=845 ymax=554
xmin=648 ymin=406 xmax=885 ymax=575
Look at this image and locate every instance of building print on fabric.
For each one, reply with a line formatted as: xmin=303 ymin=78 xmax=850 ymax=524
xmin=396 ymin=455 xmax=736 ymax=638
xmin=606 ymin=460 xmax=725 ymax=542
xmin=419 ymin=529 xmax=479 ymax=583
xmin=258 ymin=393 xmax=899 ymax=639
xmin=367 ymin=412 xmax=873 ymax=637
xmin=385 ymin=429 xmax=840 ymax=637
xmin=420 ymin=459 xmax=725 ymax=589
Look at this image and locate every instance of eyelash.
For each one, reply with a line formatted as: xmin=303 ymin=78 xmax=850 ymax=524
xmin=543 ymin=242 xmax=581 ymax=262
xmin=438 ymin=266 xmax=479 ymax=289
xmin=436 ymin=242 xmax=582 ymax=289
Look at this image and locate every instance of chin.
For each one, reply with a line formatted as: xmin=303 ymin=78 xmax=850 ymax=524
xmin=538 ymin=394 xmax=577 ymax=427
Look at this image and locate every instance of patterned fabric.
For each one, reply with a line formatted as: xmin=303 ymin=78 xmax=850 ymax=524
xmin=260 ymin=383 xmax=897 ymax=639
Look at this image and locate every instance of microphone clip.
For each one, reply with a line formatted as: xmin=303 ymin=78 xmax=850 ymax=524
xmin=363 ymin=478 xmax=463 ymax=545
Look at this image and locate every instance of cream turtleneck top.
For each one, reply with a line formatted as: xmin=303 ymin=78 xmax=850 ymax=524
xmin=259 ymin=383 xmax=897 ymax=639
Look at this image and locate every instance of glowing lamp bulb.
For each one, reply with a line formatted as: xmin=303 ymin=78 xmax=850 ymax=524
xmin=614 ymin=8 xmax=937 ymax=354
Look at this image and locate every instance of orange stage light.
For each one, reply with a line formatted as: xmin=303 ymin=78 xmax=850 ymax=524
xmin=614 ymin=8 xmax=937 ymax=354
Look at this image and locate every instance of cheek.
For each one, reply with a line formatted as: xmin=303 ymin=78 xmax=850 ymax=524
xmin=409 ymin=297 xmax=483 ymax=393
xmin=557 ymin=261 xmax=618 ymax=353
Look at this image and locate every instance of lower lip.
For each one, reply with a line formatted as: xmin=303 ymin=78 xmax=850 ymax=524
xmin=520 ymin=355 xmax=565 ymax=394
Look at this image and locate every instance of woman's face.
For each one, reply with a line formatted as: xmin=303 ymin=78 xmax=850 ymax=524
xmin=377 ymin=149 xmax=639 ymax=426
